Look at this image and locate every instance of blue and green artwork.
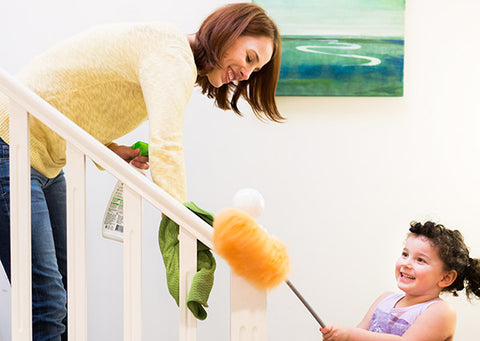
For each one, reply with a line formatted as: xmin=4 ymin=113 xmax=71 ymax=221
xmin=253 ymin=0 xmax=405 ymax=96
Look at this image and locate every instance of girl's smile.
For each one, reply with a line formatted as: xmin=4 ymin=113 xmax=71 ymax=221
xmin=395 ymin=235 xmax=451 ymax=305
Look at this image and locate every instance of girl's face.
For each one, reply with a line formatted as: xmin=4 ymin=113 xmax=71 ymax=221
xmin=206 ymin=35 xmax=274 ymax=88
xmin=395 ymin=235 xmax=449 ymax=299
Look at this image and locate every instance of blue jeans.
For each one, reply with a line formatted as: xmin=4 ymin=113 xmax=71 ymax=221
xmin=0 ymin=138 xmax=67 ymax=341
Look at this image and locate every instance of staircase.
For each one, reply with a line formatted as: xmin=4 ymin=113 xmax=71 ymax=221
xmin=0 ymin=68 xmax=267 ymax=341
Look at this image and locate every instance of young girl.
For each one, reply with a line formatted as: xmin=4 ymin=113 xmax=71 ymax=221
xmin=321 ymin=221 xmax=480 ymax=341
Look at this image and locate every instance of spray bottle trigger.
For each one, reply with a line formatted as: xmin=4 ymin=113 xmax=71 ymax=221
xmin=131 ymin=141 xmax=149 ymax=157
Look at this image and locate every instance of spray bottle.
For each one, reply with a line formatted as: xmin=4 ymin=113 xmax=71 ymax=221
xmin=102 ymin=141 xmax=149 ymax=242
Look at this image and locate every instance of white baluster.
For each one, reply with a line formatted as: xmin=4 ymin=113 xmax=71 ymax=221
xmin=123 ymin=185 xmax=143 ymax=340
xmin=178 ymin=227 xmax=197 ymax=341
xmin=9 ymin=101 xmax=32 ymax=341
xmin=66 ymin=143 xmax=87 ymax=340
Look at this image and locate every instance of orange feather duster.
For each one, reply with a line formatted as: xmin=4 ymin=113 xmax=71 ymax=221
xmin=213 ymin=207 xmax=326 ymax=327
xmin=213 ymin=208 xmax=290 ymax=290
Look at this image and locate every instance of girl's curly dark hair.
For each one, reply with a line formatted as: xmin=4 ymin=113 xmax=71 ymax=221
xmin=409 ymin=221 xmax=480 ymax=299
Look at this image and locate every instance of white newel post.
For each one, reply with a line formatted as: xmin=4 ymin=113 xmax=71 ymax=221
xmin=230 ymin=274 xmax=267 ymax=341
xmin=178 ymin=226 xmax=197 ymax=341
xmin=123 ymin=185 xmax=143 ymax=340
xmin=9 ymin=101 xmax=32 ymax=341
xmin=66 ymin=143 xmax=87 ymax=340
xmin=230 ymin=188 xmax=268 ymax=341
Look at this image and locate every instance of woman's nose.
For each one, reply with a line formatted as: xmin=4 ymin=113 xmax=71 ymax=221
xmin=240 ymin=67 xmax=254 ymax=81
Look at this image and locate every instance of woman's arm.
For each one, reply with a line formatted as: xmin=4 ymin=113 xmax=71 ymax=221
xmin=107 ymin=143 xmax=149 ymax=170
xmin=138 ymin=30 xmax=196 ymax=203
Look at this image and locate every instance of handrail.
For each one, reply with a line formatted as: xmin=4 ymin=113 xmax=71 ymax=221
xmin=0 ymin=68 xmax=213 ymax=248
xmin=1 ymin=66 xmax=268 ymax=341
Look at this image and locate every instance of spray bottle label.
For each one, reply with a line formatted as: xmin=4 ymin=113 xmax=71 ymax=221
xmin=102 ymin=141 xmax=148 ymax=242
xmin=103 ymin=182 xmax=124 ymax=233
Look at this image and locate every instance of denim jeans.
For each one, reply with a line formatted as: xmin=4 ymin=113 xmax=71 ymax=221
xmin=0 ymin=138 xmax=67 ymax=341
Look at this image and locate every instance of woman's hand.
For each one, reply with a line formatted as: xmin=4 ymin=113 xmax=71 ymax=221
xmin=320 ymin=324 xmax=352 ymax=341
xmin=108 ymin=143 xmax=149 ymax=170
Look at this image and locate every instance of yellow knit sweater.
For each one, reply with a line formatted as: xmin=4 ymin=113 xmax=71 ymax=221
xmin=0 ymin=22 xmax=197 ymax=202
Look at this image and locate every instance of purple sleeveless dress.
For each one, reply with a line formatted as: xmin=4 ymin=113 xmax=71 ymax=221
xmin=368 ymin=292 xmax=441 ymax=336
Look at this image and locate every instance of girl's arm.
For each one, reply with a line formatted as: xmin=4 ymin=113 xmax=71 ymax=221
xmin=321 ymin=292 xmax=393 ymax=341
xmin=322 ymin=324 xmax=402 ymax=341
xmin=321 ymin=300 xmax=456 ymax=341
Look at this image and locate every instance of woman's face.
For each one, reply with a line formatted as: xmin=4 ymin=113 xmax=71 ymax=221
xmin=207 ymin=35 xmax=274 ymax=88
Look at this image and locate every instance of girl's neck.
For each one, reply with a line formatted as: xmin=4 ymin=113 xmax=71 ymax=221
xmin=395 ymin=292 xmax=441 ymax=308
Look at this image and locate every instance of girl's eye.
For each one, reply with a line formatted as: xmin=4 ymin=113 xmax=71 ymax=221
xmin=417 ymin=258 xmax=425 ymax=263
xmin=402 ymin=251 xmax=408 ymax=257
xmin=246 ymin=55 xmax=252 ymax=63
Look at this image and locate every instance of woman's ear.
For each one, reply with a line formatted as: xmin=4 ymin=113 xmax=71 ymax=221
xmin=439 ymin=270 xmax=457 ymax=288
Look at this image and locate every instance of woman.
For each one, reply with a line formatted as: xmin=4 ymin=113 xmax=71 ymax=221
xmin=0 ymin=3 xmax=283 ymax=340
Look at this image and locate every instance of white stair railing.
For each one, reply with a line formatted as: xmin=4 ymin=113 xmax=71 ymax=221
xmin=0 ymin=67 xmax=267 ymax=340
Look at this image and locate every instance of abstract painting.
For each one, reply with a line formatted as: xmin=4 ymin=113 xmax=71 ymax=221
xmin=253 ymin=0 xmax=405 ymax=96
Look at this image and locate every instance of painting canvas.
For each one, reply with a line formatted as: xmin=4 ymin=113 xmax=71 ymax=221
xmin=253 ymin=0 xmax=405 ymax=96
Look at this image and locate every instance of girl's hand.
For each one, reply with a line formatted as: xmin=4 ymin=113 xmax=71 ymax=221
xmin=320 ymin=323 xmax=351 ymax=341
xmin=108 ymin=143 xmax=149 ymax=170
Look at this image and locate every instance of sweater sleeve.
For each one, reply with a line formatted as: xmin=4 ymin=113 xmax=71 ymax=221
xmin=138 ymin=37 xmax=196 ymax=203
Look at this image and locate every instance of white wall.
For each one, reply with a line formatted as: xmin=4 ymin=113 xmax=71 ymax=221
xmin=1 ymin=0 xmax=480 ymax=340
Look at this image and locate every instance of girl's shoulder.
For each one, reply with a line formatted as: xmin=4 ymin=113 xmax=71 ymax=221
xmin=376 ymin=291 xmax=398 ymax=304
xmin=424 ymin=298 xmax=456 ymax=317
xmin=379 ymin=291 xmax=395 ymax=299
xmin=403 ymin=299 xmax=456 ymax=340
xmin=356 ymin=291 xmax=396 ymax=329
xmin=414 ymin=299 xmax=456 ymax=333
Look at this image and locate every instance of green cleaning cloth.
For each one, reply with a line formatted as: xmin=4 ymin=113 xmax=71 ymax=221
xmin=158 ymin=202 xmax=216 ymax=320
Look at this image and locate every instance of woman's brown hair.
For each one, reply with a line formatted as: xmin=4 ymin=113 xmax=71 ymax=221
xmin=191 ymin=3 xmax=284 ymax=122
